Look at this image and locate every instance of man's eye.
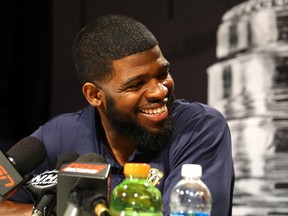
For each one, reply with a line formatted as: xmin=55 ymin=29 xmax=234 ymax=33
xmin=128 ymin=82 xmax=144 ymax=90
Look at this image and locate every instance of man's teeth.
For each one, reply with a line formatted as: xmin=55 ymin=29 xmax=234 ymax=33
xmin=142 ymin=106 xmax=166 ymax=115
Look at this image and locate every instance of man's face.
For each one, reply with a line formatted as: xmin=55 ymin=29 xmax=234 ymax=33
xmin=100 ymin=46 xmax=175 ymax=151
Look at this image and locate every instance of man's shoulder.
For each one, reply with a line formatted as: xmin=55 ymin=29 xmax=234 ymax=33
xmin=172 ymin=99 xmax=225 ymax=120
xmin=30 ymin=105 xmax=99 ymax=167
xmin=44 ymin=105 xmax=95 ymax=126
xmin=31 ymin=105 xmax=97 ymax=144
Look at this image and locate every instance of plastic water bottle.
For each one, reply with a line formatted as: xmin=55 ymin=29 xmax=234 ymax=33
xmin=110 ymin=163 xmax=163 ymax=216
xmin=169 ymin=164 xmax=212 ymax=216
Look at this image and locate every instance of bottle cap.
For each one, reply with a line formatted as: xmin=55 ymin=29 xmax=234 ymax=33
xmin=124 ymin=163 xmax=151 ymax=177
xmin=181 ymin=164 xmax=202 ymax=178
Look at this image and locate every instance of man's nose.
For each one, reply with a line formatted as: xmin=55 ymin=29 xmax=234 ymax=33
xmin=145 ymin=81 xmax=168 ymax=101
xmin=158 ymin=82 xmax=168 ymax=95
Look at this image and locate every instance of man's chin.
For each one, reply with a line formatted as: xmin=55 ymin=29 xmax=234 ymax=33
xmin=142 ymin=115 xmax=172 ymax=132
xmin=137 ymin=121 xmax=173 ymax=152
xmin=143 ymin=126 xmax=167 ymax=134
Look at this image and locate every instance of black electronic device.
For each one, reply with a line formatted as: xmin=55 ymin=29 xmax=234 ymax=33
xmin=57 ymin=153 xmax=111 ymax=216
xmin=0 ymin=136 xmax=46 ymax=202
xmin=24 ymin=151 xmax=80 ymax=216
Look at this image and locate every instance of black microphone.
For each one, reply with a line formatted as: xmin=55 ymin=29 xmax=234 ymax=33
xmin=76 ymin=154 xmax=111 ymax=216
xmin=57 ymin=153 xmax=111 ymax=216
xmin=24 ymin=151 xmax=80 ymax=216
xmin=0 ymin=136 xmax=47 ymax=203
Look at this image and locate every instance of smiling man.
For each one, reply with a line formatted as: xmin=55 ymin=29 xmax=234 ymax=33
xmin=7 ymin=14 xmax=234 ymax=216
xmin=88 ymin=46 xmax=174 ymax=158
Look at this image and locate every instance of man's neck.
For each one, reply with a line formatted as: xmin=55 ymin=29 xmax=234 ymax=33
xmin=98 ymin=110 xmax=137 ymax=166
xmin=105 ymin=131 xmax=137 ymax=166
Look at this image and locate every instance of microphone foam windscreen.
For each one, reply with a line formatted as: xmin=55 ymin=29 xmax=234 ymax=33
xmin=54 ymin=151 xmax=80 ymax=170
xmin=6 ymin=136 xmax=47 ymax=175
xmin=76 ymin=153 xmax=107 ymax=163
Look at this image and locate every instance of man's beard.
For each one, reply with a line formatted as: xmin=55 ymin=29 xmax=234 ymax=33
xmin=104 ymin=95 xmax=174 ymax=152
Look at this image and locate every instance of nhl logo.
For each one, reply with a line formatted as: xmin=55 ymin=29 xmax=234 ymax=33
xmin=28 ymin=170 xmax=58 ymax=189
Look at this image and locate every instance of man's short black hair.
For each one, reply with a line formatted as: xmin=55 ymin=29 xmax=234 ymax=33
xmin=72 ymin=14 xmax=159 ymax=85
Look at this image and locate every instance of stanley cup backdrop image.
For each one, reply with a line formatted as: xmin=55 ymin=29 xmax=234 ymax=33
xmin=207 ymin=0 xmax=288 ymax=215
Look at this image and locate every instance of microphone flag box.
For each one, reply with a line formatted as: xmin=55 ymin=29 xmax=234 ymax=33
xmin=57 ymin=162 xmax=111 ymax=216
xmin=0 ymin=151 xmax=23 ymax=202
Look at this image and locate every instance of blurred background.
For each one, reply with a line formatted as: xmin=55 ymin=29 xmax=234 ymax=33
xmin=1 ymin=0 xmax=288 ymax=215
xmin=1 ymin=0 xmax=244 ymax=148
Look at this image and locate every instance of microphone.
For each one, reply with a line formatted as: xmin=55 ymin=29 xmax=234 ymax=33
xmin=76 ymin=154 xmax=110 ymax=216
xmin=57 ymin=153 xmax=111 ymax=216
xmin=0 ymin=136 xmax=47 ymax=203
xmin=24 ymin=151 xmax=80 ymax=216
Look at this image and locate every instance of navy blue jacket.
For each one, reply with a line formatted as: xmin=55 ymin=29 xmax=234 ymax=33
xmin=13 ymin=99 xmax=234 ymax=216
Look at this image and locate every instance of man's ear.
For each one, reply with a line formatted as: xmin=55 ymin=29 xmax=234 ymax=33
xmin=82 ymin=82 xmax=104 ymax=107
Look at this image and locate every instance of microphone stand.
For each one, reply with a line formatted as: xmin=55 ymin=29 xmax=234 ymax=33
xmin=63 ymin=186 xmax=111 ymax=216
xmin=31 ymin=194 xmax=56 ymax=216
